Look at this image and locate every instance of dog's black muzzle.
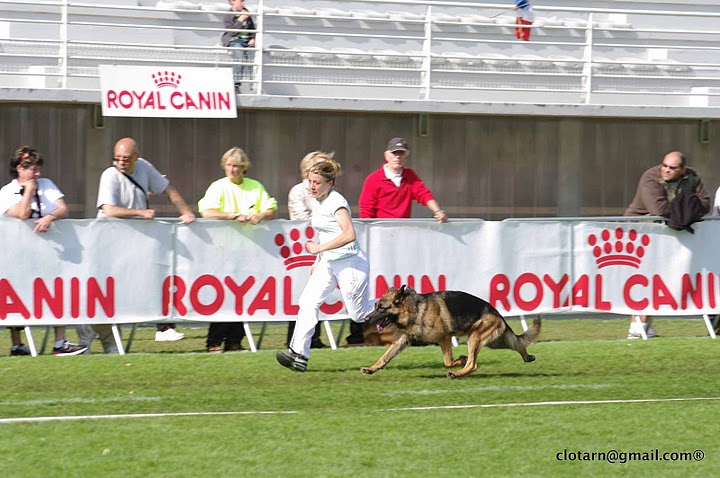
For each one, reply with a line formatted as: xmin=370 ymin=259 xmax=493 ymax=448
xmin=366 ymin=309 xmax=394 ymax=332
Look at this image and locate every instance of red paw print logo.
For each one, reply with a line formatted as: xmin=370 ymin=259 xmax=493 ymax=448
xmin=275 ymin=227 xmax=316 ymax=270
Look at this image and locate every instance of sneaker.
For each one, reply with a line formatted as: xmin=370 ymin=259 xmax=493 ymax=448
xmin=627 ymin=322 xmax=658 ymax=339
xmin=53 ymin=341 xmax=88 ymax=356
xmin=276 ymin=350 xmax=308 ymax=372
xmin=207 ymin=345 xmax=223 ymax=353
xmin=10 ymin=344 xmax=31 ymax=356
xmin=646 ymin=325 xmax=659 ymax=338
xmin=155 ymin=328 xmax=185 ymax=341
xmin=627 ymin=321 xmax=644 ymax=339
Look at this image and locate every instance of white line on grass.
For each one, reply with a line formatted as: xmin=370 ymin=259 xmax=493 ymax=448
xmin=0 ymin=410 xmax=298 ymax=424
xmin=0 ymin=396 xmax=161 ymax=406
xmin=385 ymin=383 xmax=611 ymax=396
xmin=381 ymin=396 xmax=720 ymax=412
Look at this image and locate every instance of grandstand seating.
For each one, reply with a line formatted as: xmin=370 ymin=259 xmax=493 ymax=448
xmin=1 ymin=0 xmax=719 ymax=113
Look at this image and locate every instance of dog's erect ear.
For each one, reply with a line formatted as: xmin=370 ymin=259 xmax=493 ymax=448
xmin=392 ymin=285 xmax=407 ymax=305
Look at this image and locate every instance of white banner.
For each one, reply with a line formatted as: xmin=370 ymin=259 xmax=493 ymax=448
xmin=99 ymin=65 xmax=237 ymax=118
xmin=568 ymin=222 xmax=720 ymax=316
xmin=0 ymin=218 xmax=172 ymax=326
xmin=172 ymin=220 xmax=368 ymax=322
xmin=1 ymin=218 xmax=719 ymax=327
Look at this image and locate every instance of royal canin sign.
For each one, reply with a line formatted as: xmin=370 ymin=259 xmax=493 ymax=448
xmin=0 ymin=220 xmax=718 ymax=327
xmin=100 ymin=66 xmax=237 ymax=118
xmin=488 ymin=226 xmax=719 ymax=315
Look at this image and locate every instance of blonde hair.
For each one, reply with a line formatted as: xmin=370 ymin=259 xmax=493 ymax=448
xmin=299 ymin=151 xmax=334 ymax=180
xmin=308 ymin=159 xmax=342 ymax=184
xmin=221 ymin=146 xmax=251 ymax=172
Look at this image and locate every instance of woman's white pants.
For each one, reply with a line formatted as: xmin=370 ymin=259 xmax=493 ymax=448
xmin=290 ymin=251 xmax=375 ymax=358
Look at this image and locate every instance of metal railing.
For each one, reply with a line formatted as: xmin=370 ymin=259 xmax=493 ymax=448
xmin=1 ymin=0 xmax=720 ymax=115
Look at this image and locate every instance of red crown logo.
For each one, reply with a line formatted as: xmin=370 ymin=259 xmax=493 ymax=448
xmin=275 ymin=227 xmax=316 ymax=270
xmin=152 ymin=71 xmax=182 ymax=88
xmin=588 ymin=227 xmax=650 ymax=269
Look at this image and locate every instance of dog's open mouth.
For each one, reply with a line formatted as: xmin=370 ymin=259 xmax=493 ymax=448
xmin=376 ymin=317 xmax=392 ymax=332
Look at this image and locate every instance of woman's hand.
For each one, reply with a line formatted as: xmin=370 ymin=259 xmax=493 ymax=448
xmin=33 ymin=215 xmax=54 ymax=233
xmin=246 ymin=214 xmax=263 ymax=225
xmin=305 ymin=241 xmax=321 ymax=255
xmin=19 ymin=178 xmax=37 ymax=191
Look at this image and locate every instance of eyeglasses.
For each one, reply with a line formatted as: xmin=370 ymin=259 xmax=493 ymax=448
xmin=661 ymin=163 xmax=682 ymax=170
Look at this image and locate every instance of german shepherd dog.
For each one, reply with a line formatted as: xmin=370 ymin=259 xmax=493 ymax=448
xmin=361 ymin=286 xmax=541 ymax=379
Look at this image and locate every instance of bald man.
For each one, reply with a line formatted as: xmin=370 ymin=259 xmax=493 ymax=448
xmin=97 ymin=137 xmax=195 ymax=223
xmin=624 ymin=151 xmax=710 ymax=339
xmin=79 ymin=137 xmax=196 ymax=351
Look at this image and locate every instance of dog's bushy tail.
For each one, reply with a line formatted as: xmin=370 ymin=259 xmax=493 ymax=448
xmin=487 ymin=315 xmax=541 ymax=351
xmin=518 ymin=316 xmax=542 ymax=348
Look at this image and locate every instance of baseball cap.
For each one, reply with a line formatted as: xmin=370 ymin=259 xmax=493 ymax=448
xmin=386 ymin=137 xmax=409 ymax=152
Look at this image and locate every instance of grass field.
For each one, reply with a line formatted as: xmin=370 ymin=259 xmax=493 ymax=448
xmin=2 ymin=317 xmax=719 ymax=477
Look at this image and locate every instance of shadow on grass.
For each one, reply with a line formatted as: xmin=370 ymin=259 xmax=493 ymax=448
xmin=331 ymin=360 xmax=566 ymax=380
xmin=451 ymin=371 xmax=566 ymax=380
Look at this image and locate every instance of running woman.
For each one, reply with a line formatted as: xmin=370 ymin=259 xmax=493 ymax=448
xmin=277 ymin=159 xmax=375 ymax=372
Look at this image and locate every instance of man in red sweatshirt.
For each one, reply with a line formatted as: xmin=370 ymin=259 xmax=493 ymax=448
xmin=348 ymin=138 xmax=447 ymax=345
xmin=359 ymin=137 xmax=447 ymax=221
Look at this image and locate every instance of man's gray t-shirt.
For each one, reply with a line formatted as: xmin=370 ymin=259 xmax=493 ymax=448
xmin=96 ymin=158 xmax=170 ymax=217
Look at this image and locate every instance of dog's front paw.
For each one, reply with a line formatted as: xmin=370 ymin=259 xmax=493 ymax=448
xmin=524 ymin=354 xmax=536 ymax=363
xmin=446 ymin=371 xmax=458 ymax=379
xmin=361 ymin=367 xmax=375 ymax=375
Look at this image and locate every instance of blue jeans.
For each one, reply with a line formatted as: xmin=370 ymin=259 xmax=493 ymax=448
xmin=228 ymin=38 xmax=252 ymax=85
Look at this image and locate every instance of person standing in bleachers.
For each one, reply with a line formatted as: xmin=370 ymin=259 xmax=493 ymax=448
xmin=0 ymin=146 xmax=87 ymax=356
xmin=514 ymin=0 xmax=534 ymax=41
xmin=222 ymin=0 xmax=256 ymax=93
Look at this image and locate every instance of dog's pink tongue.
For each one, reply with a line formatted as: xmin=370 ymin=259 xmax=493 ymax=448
xmin=376 ymin=324 xmax=383 ymax=332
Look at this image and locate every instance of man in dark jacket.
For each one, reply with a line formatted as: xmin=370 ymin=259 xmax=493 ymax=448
xmin=625 ymin=151 xmax=710 ymax=217
xmin=624 ymin=151 xmax=711 ymax=339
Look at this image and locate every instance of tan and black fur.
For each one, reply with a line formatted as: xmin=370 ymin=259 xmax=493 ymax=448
xmin=361 ymin=286 xmax=541 ymax=379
